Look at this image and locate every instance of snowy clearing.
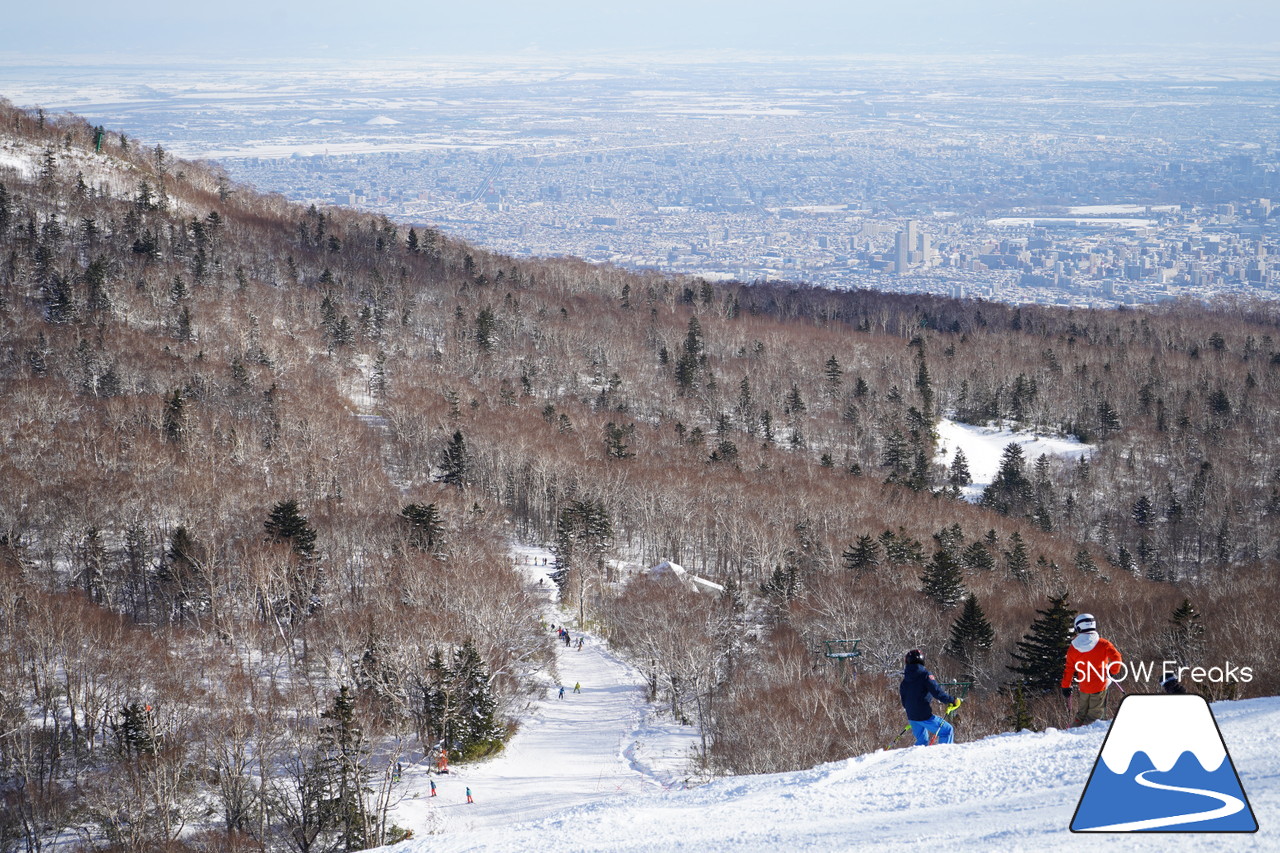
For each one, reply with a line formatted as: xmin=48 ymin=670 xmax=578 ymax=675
xmin=934 ymin=418 xmax=1094 ymax=502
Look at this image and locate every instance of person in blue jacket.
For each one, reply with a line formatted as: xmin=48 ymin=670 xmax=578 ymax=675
xmin=900 ymin=648 xmax=960 ymax=745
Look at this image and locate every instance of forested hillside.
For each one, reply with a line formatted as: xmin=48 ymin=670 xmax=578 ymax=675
xmin=3 ymin=100 xmax=1280 ymax=851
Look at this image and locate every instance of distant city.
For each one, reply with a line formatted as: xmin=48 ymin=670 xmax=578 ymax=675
xmin=6 ymin=54 xmax=1278 ymax=306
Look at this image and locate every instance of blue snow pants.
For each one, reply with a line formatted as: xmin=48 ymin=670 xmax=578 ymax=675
xmin=909 ymin=716 xmax=954 ymax=745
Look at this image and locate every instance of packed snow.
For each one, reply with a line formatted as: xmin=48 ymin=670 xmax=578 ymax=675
xmin=373 ymin=546 xmax=1275 ymax=852
xmin=382 ymin=546 xmax=701 ymax=844
xmin=383 ymin=683 xmax=1277 ymax=851
xmin=934 ymin=418 xmax=1094 ymax=502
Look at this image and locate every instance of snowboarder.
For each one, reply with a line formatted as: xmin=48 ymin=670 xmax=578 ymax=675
xmin=899 ymin=649 xmax=959 ymax=745
xmin=466 ymin=786 xmax=474 ymax=804
xmin=573 ymin=682 xmax=581 ymax=693
xmin=1061 ymin=613 xmax=1123 ymax=726
xmin=558 ymin=685 xmax=565 ymax=699
xmin=430 ymin=779 xmax=437 ymax=797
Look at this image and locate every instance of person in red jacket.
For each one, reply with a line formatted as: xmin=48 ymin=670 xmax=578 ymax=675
xmin=1061 ymin=613 xmax=1123 ymax=726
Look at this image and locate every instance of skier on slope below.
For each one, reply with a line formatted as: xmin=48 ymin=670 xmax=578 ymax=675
xmin=1061 ymin=612 xmax=1123 ymax=726
xmin=900 ymin=649 xmax=960 ymax=745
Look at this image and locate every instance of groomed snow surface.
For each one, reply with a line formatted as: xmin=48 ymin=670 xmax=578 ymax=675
xmin=381 ymin=549 xmax=1276 ymax=852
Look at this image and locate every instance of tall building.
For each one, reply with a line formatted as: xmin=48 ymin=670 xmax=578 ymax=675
xmin=895 ymin=220 xmax=926 ymax=275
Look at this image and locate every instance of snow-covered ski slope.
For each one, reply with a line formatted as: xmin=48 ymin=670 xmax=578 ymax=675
xmin=381 ymin=545 xmax=1274 ymax=851
xmin=385 ymin=546 xmax=699 ymax=843
xmin=388 ymin=694 xmax=1277 ymax=852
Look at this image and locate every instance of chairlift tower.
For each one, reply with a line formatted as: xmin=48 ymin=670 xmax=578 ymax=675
xmin=821 ymin=638 xmax=862 ymax=677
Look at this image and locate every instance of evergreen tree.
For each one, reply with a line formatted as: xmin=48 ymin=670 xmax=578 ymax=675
xmin=265 ymin=500 xmax=322 ymax=619
xmin=475 ymin=306 xmax=497 ymax=352
xmin=948 ymin=447 xmax=971 ymax=488
xmin=920 ymin=549 xmax=965 ymax=609
xmin=1097 ymin=399 xmax=1122 ymax=433
xmin=552 ymin=498 xmax=613 ymax=624
xmin=438 ymin=430 xmax=471 ymax=487
xmin=708 ymin=437 xmax=739 ymax=463
xmin=400 ymin=503 xmax=443 ymax=552
xmin=674 ymin=351 xmax=698 ymax=393
xmin=157 ymin=525 xmax=206 ymax=621
xmin=683 ymin=316 xmax=704 ymax=358
xmin=784 ymin=383 xmax=806 ymax=416
xmin=417 ymin=646 xmax=452 ymax=750
xmin=961 ymin=540 xmax=996 ymax=573
xmin=449 ymin=640 xmax=504 ymax=759
xmin=1115 ymin=544 xmax=1137 ymax=575
xmin=265 ymin=500 xmax=318 ymax=559
xmin=1008 ymin=592 xmax=1076 ymax=692
xmin=945 ymin=593 xmax=996 ymax=674
xmin=823 ymin=354 xmax=842 ymax=394
xmin=841 ymin=534 xmax=881 ymax=573
xmin=162 ymin=388 xmax=186 ymax=444
xmin=317 ymin=685 xmax=372 ymax=851
xmin=1163 ymin=598 xmax=1206 ymax=669
xmin=1131 ymin=494 xmax=1155 ymax=530
xmin=914 ymin=350 xmax=934 ymax=414
xmin=981 ymin=442 xmax=1034 ymax=516
xmin=1004 ymin=531 xmax=1031 ymax=582
xmin=933 ymin=523 xmax=965 ymax=560
xmin=759 ymin=560 xmax=801 ymax=613
xmin=880 ymin=428 xmax=910 ymax=482
xmin=1004 ymin=684 xmax=1035 ymax=732
xmin=604 ymin=422 xmax=635 ymax=459
xmin=113 ymin=702 xmax=157 ymax=758
xmin=1073 ymin=547 xmax=1099 ymax=575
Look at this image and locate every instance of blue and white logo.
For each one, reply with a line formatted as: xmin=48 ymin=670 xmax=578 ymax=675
xmin=1072 ymin=694 xmax=1257 ymax=832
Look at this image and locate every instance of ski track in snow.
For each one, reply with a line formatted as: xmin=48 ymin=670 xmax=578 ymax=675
xmin=386 ymin=546 xmax=683 ymax=846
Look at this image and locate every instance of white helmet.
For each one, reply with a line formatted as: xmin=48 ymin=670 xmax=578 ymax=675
xmin=1074 ymin=613 xmax=1097 ymax=633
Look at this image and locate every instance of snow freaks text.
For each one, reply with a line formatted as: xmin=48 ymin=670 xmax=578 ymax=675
xmin=1071 ymin=660 xmax=1254 ymax=686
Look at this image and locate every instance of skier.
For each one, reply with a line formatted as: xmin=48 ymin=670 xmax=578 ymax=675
xmin=1161 ymin=672 xmax=1189 ymax=695
xmin=563 ymin=632 xmax=571 ymax=647
xmin=430 ymin=779 xmax=437 ymax=797
xmin=466 ymin=786 xmax=474 ymax=804
xmin=1061 ymin=613 xmax=1124 ymax=726
xmin=558 ymin=685 xmax=565 ymax=699
xmin=900 ymin=649 xmax=959 ymax=745
xmin=576 ymin=636 xmax=584 ymax=650
xmin=573 ymin=681 xmax=581 ymax=694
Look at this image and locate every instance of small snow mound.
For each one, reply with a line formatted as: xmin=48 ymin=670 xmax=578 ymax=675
xmin=365 ymin=115 xmax=401 ymax=126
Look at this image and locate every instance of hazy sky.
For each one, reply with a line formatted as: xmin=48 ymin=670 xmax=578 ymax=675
xmin=3 ymin=1 xmax=1277 ymax=60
